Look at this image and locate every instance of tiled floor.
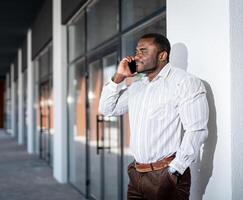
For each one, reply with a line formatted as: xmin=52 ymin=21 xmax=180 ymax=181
xmin=0 ymin=130 xmax=85 ymax=200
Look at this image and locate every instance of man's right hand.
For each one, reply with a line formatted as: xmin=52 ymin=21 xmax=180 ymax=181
xmin=112 ymin=56 xmax=136 ymax=84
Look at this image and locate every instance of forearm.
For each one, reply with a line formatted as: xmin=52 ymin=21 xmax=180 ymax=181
xmin=169 ymin=128 xmax=208 ymax=174
xmin=99 ymin=80 xmax=128 ymax=116
xmin=112 ymin=73 xmax=126 ymax=84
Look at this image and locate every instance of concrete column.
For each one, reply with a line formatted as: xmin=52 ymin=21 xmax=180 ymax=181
xmin=52 ymin=0 xmax=68 ymax=183
xmin=18 ymin=49 xmax=24 ymax=145
xmin=10 ymin=64 xmax=16 ymax=137
xmin=27 ymin=29 xmax=34 ymax=153
xmin=230 ymin=0 xmax=243 ymax=199
xmin=167 ymin=0 xmax=231 ymax=199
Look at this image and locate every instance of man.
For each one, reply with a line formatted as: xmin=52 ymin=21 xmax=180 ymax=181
xmin=99 ymin=33 xmax=209 ymax=200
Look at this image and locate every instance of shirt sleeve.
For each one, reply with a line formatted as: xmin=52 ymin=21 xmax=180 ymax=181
xmin=98 ymin=79 xmax=129 ymax=116
xmin=169 ymin=76 xmax=209 ymax=174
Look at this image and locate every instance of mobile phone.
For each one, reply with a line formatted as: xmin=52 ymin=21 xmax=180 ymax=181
xmin=128 ymin=60 xmax=137 ymax=74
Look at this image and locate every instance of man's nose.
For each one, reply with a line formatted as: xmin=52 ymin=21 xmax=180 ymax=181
xmin=134 ymin=54 xmax=141 ymax=61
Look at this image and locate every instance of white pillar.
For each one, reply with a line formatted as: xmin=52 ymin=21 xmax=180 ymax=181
xmin=167 ymin=1 xmax=231 ymax=199
xmin=18 ymin=49 xmax=24 ymax=145
xmin=27 ymin=29 xmax=34 ymax=153
xmin=230 ymin=0 xmax=243 ymax=199
xmin=10 ymin=64 xmax=16 ymax=137
xmin=53 ymin=0 xmax=68 ymax=183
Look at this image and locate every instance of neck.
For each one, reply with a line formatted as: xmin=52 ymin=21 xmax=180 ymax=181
xmin=146 ymin=62 xmax=167 ymax=81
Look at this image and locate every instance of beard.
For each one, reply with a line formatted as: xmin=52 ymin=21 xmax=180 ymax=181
xmin=136 ymin=57 xmax=159 ymax=74
xmin=137 ymin=65 xmax=157 ymax=74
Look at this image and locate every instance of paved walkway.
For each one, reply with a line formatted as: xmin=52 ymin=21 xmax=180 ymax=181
xmin=0 ymin=130 xmax=85 ymax=200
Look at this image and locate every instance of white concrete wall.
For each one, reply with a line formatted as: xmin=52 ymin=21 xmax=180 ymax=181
xmin=18 ymin=49 xmax=24 ymax=145
xmin=167 ymin=0 xmax=231 ymax=199
xmin=52 ymin=0 xmax=68 ymax=183
xmin=230 ymin=0 xmax=243 ymax=199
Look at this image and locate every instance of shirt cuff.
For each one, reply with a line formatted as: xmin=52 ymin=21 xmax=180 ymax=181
xmin=169 ymin=157 xmax=189 ymax=175
xmin=105 ymin=79 xmax=125 ymax=92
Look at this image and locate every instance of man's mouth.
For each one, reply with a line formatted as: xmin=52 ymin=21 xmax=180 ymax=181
xmin=136 ymin=62 xmax=143 ymax=67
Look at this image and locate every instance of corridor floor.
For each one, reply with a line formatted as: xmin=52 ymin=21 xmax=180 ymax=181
xmin=0 ymin=130 xmax=85 ymax=200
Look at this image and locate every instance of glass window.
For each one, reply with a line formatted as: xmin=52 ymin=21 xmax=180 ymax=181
xmin=15 ymin=80 xmax=18 ymax=138
xmin=122 ymin=0 xmax=166 ymax=29
xmin=49 ymin=45 xmax=53 ymax=74
xmin=39 ymin=50 xmax=49 ymax=79
xmin=102 ymin=52 xmax=120 ymax=200
xmin=122 ymin=113 xmax=133 ymax=200
xmin=68 ymin=13 xmax=85 ymax=62
xmin=88 ymin=60 xmax=102 ymax=200
xmin=68 ymin=58 xmax=87 ymax=193
xmin=23 ymin=69 xmax=28 ymax=145
xmin=122 ymin=14 xmax=166 ymax=57
xmin=87 ymin=0 xmax=119 ymax=50
xmin=49 ymin=82 xmax=54 ymax=166
xmin=65 ymin=1 xmax=167 ymax=198
xmin=34 ymin=60 xmax=40 ymax=153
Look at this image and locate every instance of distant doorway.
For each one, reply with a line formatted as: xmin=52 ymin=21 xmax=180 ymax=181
xmin=39 ymin=80 xmax=53 ymax=166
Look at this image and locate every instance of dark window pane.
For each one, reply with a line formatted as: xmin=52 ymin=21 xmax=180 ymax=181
xmin=122 ymin=0 xmax=166 ymax=29
xmin=122 ymin=14 xmax=166 ymax=57
xmin=87 ymin=0 xmax=119 ymax=50
xmin=49 ymin=45 xmax=53 ymax=73
xmin=39 ymin=50 xmax=49 ymax=79
xmin=68 ymin=14 xmax=85 ymax=62
xmin=38 ymin=45 xmax=52 ymax=79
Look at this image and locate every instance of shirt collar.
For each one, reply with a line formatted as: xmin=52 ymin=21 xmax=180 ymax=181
xmin=140 ymin=63 xmax=172 ymax=83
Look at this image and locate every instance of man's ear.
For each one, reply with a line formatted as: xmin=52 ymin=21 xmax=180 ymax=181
xmin=159 ymin=51 xmax=168 ymax=62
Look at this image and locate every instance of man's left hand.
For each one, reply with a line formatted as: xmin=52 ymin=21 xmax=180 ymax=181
xmin=168 ymin=173 xmax=178 ymax=184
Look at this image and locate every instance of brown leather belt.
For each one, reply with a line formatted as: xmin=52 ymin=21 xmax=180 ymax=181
xmin=135 ymin=156 xmax=175 ymax=173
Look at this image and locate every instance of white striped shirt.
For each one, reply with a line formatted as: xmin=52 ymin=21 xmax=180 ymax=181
xmin=99 ymin=63 xmax=209 ymax=174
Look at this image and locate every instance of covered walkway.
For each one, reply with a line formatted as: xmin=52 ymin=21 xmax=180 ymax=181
xmin=0 ymin=130 xmax=84 ymax=200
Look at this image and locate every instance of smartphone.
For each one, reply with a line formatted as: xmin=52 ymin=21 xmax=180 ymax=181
xmin=128 ymin=60 xmax=137 ymax=74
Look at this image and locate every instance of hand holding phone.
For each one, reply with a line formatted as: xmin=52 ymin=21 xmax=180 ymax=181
xmin=114 ymin=57 xmax=136 ymax=83
xmin=128 ymin=60 xmax=137 ymax=74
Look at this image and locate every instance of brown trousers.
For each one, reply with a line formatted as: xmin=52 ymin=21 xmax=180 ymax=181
xmin=127 ymin=162 xmax=191 ymax=200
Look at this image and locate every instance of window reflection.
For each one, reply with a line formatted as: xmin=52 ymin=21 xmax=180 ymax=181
xmin=68 ymin=58 xmax=86 ymax=193
xmin=66 ymin=1 xmax=166 ymax=198
xmin=23 ymin=69 xmax=27 ymax=145
xmin=122 ymin=0 xmax=166 ymax=29
xmin=39 ymin=50 xmax=50 ymax=79
xmin=68 ymin=13 xmax=85 ymax=62
xmin=87 ymin=0 xmax=119 ymax=50
xmin=122 ymin=14 xmax=166 ymax=57
xmin=34 ymin=44 xmax=53 ymax=166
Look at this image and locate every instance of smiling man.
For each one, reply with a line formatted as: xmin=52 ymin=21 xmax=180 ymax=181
xmin=99 ymin=33 xmax=209 ymax=200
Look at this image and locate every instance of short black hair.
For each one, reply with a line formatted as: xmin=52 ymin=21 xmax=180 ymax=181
xmin=139 ymin=33 xmax=171 ymax=62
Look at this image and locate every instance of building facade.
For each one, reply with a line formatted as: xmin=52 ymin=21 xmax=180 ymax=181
xmin=3 ymin=0 xmax=243 ymax=200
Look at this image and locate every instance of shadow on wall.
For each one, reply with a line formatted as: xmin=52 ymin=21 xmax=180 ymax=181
xmin=170 ymin=43 xmax=188 ymax=71
xmin=171 ymin=43 xmax=218 ymax=200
